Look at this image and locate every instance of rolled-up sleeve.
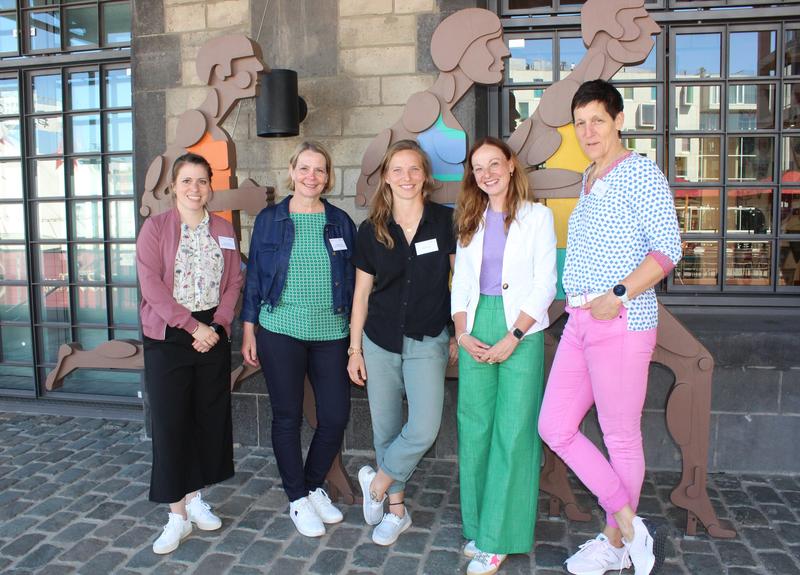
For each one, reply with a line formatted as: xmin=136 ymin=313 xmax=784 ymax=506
xmin=632 ymin=162 xmax=682 ymax=267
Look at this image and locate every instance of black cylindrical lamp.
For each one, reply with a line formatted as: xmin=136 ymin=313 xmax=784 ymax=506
xmin=256 ymin=69 xmax=308 ymax=138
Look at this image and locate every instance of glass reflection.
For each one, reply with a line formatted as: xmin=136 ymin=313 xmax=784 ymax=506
xmin=36 ymin=244 xmax=67 ymax=281
xmin=784 ymin=84 xmax=800 ymax=129
xmin=674 ymin=241 xmax=718 ymax=286
xmin=0 ymin=287 xmax=30 ymax=322
xmin=674 ymin=137 xmax=721 ymax=183
xmin=729 ymin=31 xmax=776 ymax=77
xmin=32 ymin=74 xmax=62 ymax=112
xmin=106 ymin=112 xmax=132 ymax=151
xmin=32 ymin=115 xmax=63 ymax=156
xmin=621 ymin=86 xmax=657 ymax=132
xmin=109 ymin=200 xmax=135 ymax=239
xmin=111 ymin=287 xmax=138 ymax=325
xmin=28 ymin=10 xmax=61 ymax=52
xmin=674 ymin=189 xmax=720 ymax=233
xmin=781 ymin=137 xmax=800 ymax=182
xmin=33 ymin=158 xmax=64 ymax=197
xmin=0 ymin=161 xmax=22 ymax=199
xmin=0 ymin=203 xmax=24 ymax=240
xmin=727 ymin=189 xmax=773 ymax=234
xmin=725 ymin=241 xmax=771 ymax=286
xmin=0 ymin=119 xmax=21 ymax=157
xmin=75 ymin=243 xmax=105 ymax=282
xmin=508 ymin=38 xmax=552 ymax=84
xmin=75 ymin=328 xmax=109 ymax=350
xmin=109 ymin=243 xmax=136 ymax=282
xmin=73 ymin=200 xmax=104 ymax=239
xmin=622 ymin=138 xmax=657 ymax=163
xmin=39 ymin=286 xmax=70 ymax=324
xmin=1 ymin=326 xmax=33 ymax=363
xmin=0 ymin=77 xmax=19 ymax=114
xmin=35 ymin=201 xmax=67 ymax=239
xmin=104 ymin=2 xmax=132 ymax=45
xmin=619 ymin=47 xmax=657 ymax=81
xmin=778 ymin=241 xmax=800 ymax=286
xmin=71 ymin=157 xmax=102 ymax=196
xmin=75 ymin=286 xmax=107 ymax=324
xmin=675 ymin=33 xmax=721 ymax=78
xmin=509 ymin=88 xmax=544 ymax=131
xmin=107 ymin=156 xmax=133 ymax=195
xmin=69 ymin=113 xmax=101 ymax=153
xmin=39 ymin=326 xmax=70 ymax=363
xmin=784 ymin=30 xmax=800 ymax=76
xmin=0 ymin=245 xmax=27 ymax=281
xmin=558 ymin=37 xmax=585 ymax=78
xmin=727 ymin=137 xmax=774 ymax=182
xmin=673 ymin=85 xmax=720 ymax=131
xmin=0 ymin=14 xmax=18 ymax=54
xmin=727 ymin=84 xmax=774 ymax=131
xmin=66 ymin=5 xmax=98 ymax=47
xmin=105 ymin=68 xmax=131 ymax=108
xmin=780 ymin=190 xmax=800 ymax=234
xmin=68 ymin=70 xmax=99 ymax=110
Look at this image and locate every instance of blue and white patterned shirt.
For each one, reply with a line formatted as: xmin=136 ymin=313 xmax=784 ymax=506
xmin=562 ymin=153 xmax=682 ymax=331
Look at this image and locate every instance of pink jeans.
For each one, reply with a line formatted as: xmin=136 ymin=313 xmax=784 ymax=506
xmin=538 ymin=306 xmax=656 ymax=528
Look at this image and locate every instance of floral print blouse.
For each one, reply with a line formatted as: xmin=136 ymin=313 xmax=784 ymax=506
xmin=172 ymin=212 xmax=224 ymax=311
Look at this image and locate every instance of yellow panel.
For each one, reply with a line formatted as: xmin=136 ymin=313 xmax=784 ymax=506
xmin=545 ymin=124 xmax=590 ymax=173
xmin=544 ymin=198 xmax=578 ymax=248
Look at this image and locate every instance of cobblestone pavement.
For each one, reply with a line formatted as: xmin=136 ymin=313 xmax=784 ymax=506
xmin=1 ymin=413 xmax=799 ymax=575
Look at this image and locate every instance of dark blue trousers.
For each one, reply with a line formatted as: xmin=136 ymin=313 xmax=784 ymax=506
xmin=256 ymin=328 xmax=351 ymax=501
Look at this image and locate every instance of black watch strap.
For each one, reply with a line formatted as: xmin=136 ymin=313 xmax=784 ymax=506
xmin=209 ymin=322 xmax=226 ymax=338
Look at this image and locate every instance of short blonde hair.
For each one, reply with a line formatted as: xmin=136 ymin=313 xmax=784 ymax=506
xmin=286 ymin=141 xmax=335 ymax=194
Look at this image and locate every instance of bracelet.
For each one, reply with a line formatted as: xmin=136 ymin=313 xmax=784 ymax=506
xmin=191 ymin=323 xmax=200 ymax=335
xmin=347 ymin=347 xmax=362 ymax=356
xmin=456 ymin=332 xmax=470 ymax=347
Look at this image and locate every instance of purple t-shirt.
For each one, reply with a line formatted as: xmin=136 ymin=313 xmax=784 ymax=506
xmin=479 ymin=209 xmax=508 ymax=296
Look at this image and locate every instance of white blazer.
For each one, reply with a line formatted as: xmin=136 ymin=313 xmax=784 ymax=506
xmin=451 ymin=201 xmax=557 ymax=336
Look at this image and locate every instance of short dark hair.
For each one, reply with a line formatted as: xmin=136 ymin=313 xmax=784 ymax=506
xmin=171 ymin=152 xmax=213 ymax=184
xmin=571 ymin=79 xmax=624 ymax=121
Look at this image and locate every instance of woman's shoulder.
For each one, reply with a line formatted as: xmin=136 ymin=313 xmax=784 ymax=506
xmin=208 ymin=212 xmax=236 ymax=235
xmin=518 ymin=200 xmax=552 ymax=219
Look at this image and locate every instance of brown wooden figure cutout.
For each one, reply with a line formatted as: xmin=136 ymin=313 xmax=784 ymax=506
xmin=508 ymin=0 xmax=660 ymax=198
xmin=355 ymin=8 xmax=509 ymax=207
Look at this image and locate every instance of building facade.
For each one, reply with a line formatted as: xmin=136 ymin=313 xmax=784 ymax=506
xmin=0 ymin=0 xmax=798 ymax=472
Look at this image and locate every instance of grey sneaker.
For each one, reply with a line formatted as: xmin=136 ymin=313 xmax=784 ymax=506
xmin=358 ymin=465 xmax=385 ymax=525
xmin=371 ymin=510 xmax=412 ymax=545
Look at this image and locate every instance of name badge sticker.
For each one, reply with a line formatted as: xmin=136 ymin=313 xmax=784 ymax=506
xmin=219 ymin=236 xmax=237 ymax=250
xmin=329 ymin=237 xmax=347 ymax=251
xmin=415 ymin=238 xmax=438 ymax=255
xmin=591 ymin=179 xmax=609 ymax=198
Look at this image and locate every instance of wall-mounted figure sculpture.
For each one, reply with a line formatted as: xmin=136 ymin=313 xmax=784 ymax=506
xmin=355 ymin=8 xmax=510 ymax=207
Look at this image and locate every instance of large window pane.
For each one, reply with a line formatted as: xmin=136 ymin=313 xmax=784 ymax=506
xmin=0 ymin=119 xmax=21 ymax=157
xmin=69 ymin=113 xmax=101 ymax=153
xmin=0 ymin=365 xmax=34 ymax=392
xmin=0 ymin=14 xmax=18 ymax=54
xmin=31 ymin=116 xmax=63 ymax=156
xmin=73 ymin=200 xmax=104 ymax=239
xmin=106 ymin=111 xmax=131 ymax=151
xmin=75 ymin=243 xmax=104 ymax=283
xmin=729 ymin=31 xmax=776 ymax=77
xmin=75 ymin=286 xmax=107 ymax=324
xmin=109 ymin=243 xmax=136 ymax=282
xmin=622 ymin=86 xmax=657 ymax=131
xmin=0 ymin=287 xmax=31 ymax=323
xmin=675 ymin=33 xmax=721 ymax=79
xmin=674 ymin=137 xmax=721 ymax=183
xmin=784 ymin=83 xmax=800 ymax=129
xmin=727 ymin=84 xmax=775 ymax=131
xmin=508 ymin=38 xmax=552 ymax=84
xmin=105 ymin=68 xmax=131 ymax=108
xmin=0 ymin=203 xmax=25 ymax=240
xmin=35 ymin=244 xmax=67 ymax=282
xmin=111 ymin=286 xmax=137 ymax=325
xmin=71 ymin=157 xmax=102 ymax=197
xmin=781 ymin=190 xmax=800 ymax=234
xmin=1 ymin=326 xmax=33 ymax=363
xmin=674 ymin=85 xmax=720 ymax=130
xmin=28 ymin=10 xmax=61 ymax=52
xmin=103 ymin=2 xmax=131 ymax=45
xmin=727 ymin=136 xmax=774 ymax=183
xmin=34 ymin=201 xmax=67 ymax=239
xmin=107 ymin=156 xmax=133 ymax=196
xmin=32 ymin=73 xmax=62 ymax=112
xmin=108 ymin=199 xmax=135 ymax=238
xmin=0 ymin=77 xmax=19 ymax=114
xmin=725 ymin=241 xmax=771 ymax=286
xmin=39 ymin=285 xmax=70 ymax=323
xmin=65 ymin=5 xmax=98 ymax=48
xmin=674 ymin=189 xmax=720 ymax=233
xmin=674 ymin=241 xmax=719 ymax=286
xmin=32 ymin=158 xmax=65 ymax=197
xmin=0 ymin=161 xmax=23 ymax=199
xmin=784 ymin=29 xmax=800 ymax=77
xmin=0 ymin=244 xmax=27 ymax=281
xmin=508 ymin=88 xmax=544 ymax=131
xmin=558 ymin=37 xmax=585 ymax=79
xmin=61 ymin=369 xmax=140 ymax=397
xmin=68 ymin=70 xmax=99 ymax=110
xmin=727 ymin=188 xmax=773 ymax=234
xmin=778 ymin=241 xmax=800 ymax=286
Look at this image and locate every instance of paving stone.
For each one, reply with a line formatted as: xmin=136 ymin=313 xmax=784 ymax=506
xmin=61 ymin=537 xmax=111 ymax=563
xmin=268 ymin=557 xmax=306 ymax=574
xmin=682 ymin=551 xmax=725 ymax=573
xmin=125 ymin=547 xmax=164 ymax=569
xmin=263 ymin=516 xmax=296 ymax=540
xmin=351 ymin=542 xmax=389 ymax=568
xmin=715 ymin=540 xmax=757 ymax=567
xmin=0 ymin=516 xmax=38 ymax=539
xmin=239 ymin=539 xmax=282 ymax=566
xmin=309 ymin=549 xmax=348 ymax=574
xmin=383 ymin=554 xmax=420 ymax=574
xmin=534 ymin=543 xmax=570 ymax=568
xmin=327 ymin=525 xmax=362 ymax=549
xmin=758 ymin=552 xmax=800 ymax=574
xmin=2 ymin=532 xmax=46 ymax=556
xmin=214 ymin=529 xmax=257 ymax=554
xmin=75 ymin=551 xmax=126 ymax=574
xmin=193 ymin=552 xmax=236 ymax=574
xmin=421 ymin=549 xmax=462 ymax=575
xmin=17 ymin=543 xmax=63 ymax=570
xmin=112 ymin=526 xmax=155 ymax=549
xmin=170 ymin=537 xmax=211 ymax=562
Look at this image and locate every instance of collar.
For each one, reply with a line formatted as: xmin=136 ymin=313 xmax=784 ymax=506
xmin=390 ymin=201 xmax=434 ymax=228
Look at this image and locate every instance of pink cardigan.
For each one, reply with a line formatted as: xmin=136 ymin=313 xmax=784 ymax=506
xmin=136 ymin=208 xmax=243 ymax=340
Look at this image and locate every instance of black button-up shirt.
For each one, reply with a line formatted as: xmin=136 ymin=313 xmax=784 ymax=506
xmin=352 ymin=202 xmax=456 ymax=353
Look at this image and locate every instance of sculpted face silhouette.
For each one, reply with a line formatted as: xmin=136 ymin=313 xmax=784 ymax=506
xmin=224 ymin=55 xmax=265 ymax=99
xmin=461 ymin=31 xmax=511 ymax=85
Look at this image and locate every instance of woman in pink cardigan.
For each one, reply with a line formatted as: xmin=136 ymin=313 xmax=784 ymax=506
xmin=136 ymin=153 xmax=243 ymax=555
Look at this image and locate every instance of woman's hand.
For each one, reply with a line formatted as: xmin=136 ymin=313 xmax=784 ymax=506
xmin=241 ymin=326 xmax=260 ymax=367
xmin=479 ymin=333 xmax=520 ymax=364
xmin=448 ymin=337 xmax=458 ymax=366
xmin=347 ymin=354 xmax=367 ymax=386
xmin=191 ymin=323 xmax=219 ymax=353
xmin=583 ymin=292 xmax=622 ymax=320
xmin=460 ymin=334 xmax=490 ymax=363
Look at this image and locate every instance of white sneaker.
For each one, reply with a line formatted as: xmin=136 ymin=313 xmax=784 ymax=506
xmin=464 ymin=539 xmax=479 ymax=558
xmin=624 ymin=516 xmax=668 ymax=575
xmin=565 ymin=533 xmax=631 ymax=575
xmin=289 ymin=496 xmax=325 ymax=537
xmin=467 ymin=551 xmax=507 ymax=575
xmin=371 ymin=510 xmax=412 ymax=546
xmin=308 ymin=487 xmax=344 ymax=524
xmin=358 ymin=465 xmax=385 ymax=525
xmin=185 ymin=492 xmax=222 ymax=531
xmin=152 ymin=513 xmax=192 ymax=554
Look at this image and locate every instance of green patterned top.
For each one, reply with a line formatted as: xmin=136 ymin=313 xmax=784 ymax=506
xmin=259 ymin=212 xmax=349 ymax=340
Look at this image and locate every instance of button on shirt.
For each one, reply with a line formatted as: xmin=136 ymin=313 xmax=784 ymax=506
xmin=172 ymin=213 xmax=224 ymax=312
xmin=562 ymin=153 xmax=682 ymax=331
xmin=352 ymin=202 xmax=456 ymax=353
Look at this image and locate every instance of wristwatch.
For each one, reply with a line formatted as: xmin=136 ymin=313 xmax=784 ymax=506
xmin=612 ymin=284 xmax=630 ymax=307
xmin=511 ymin=327 xmax=525 ymax=340
xmin=209 ymin=322 xmax=228 ymax=340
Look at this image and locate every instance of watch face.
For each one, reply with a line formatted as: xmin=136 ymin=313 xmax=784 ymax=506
xmin=613 ymin=284 xmax=626 ymax=297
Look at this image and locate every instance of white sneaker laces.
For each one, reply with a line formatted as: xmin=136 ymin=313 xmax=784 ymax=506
xmin=474 ymin=551 xmax=492 ymax=565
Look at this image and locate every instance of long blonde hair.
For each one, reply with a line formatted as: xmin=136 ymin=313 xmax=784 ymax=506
xmin=455 ymin=137 xmax=531 ymax=246
xmin=368 ymin=140 xmax=437 ymax=249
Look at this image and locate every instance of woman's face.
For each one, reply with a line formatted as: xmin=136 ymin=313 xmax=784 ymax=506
xmin=289 ymin=150 xmax=329 ymax=200
xmin=173 ymin=162 xmax=211 ymax=214
xmin=573 ymin=100 xmax=625 ymax=165
xmin=384 ymin=149 xmax=427 ymax=202
xmin=461 ymin=32 xmax=510 ymax=85
xmin=470 ymin=144 xmax=514 ymax=202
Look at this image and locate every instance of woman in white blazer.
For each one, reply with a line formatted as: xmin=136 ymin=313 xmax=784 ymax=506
xmin=451 ymin=137 xmax=556 ymax=575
